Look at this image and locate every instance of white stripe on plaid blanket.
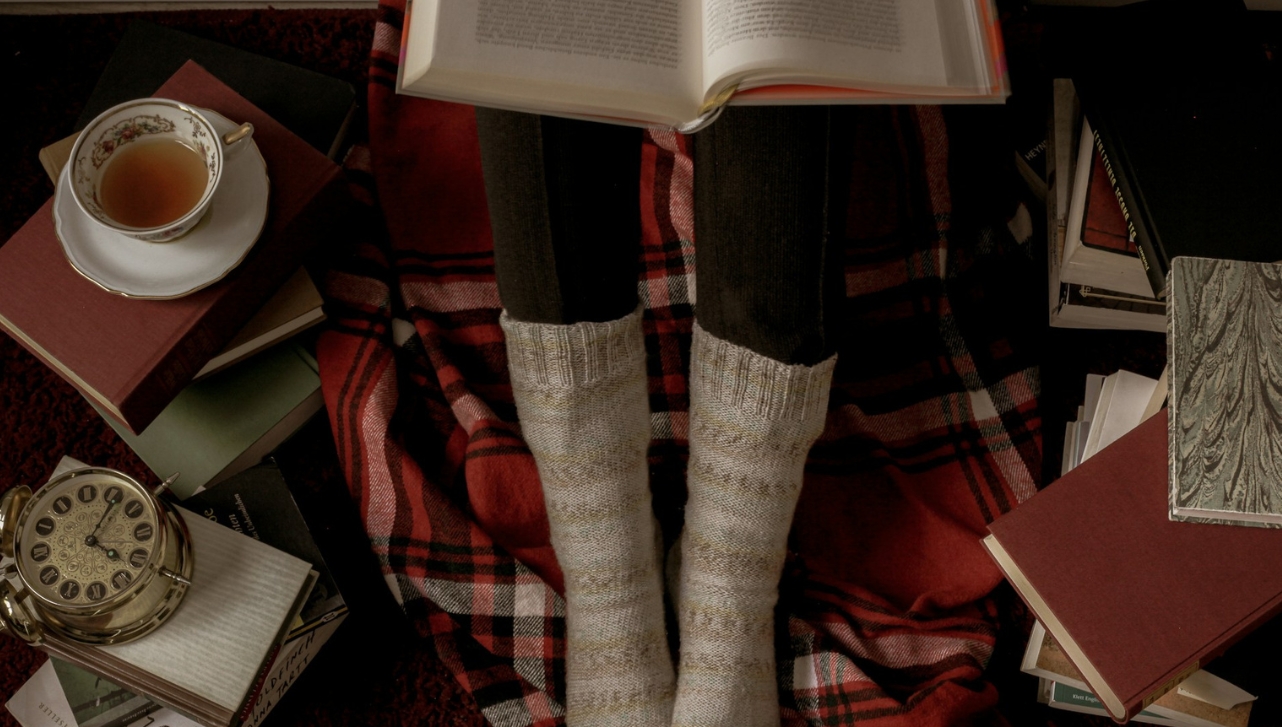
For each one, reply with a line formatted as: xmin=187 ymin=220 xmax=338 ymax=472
xmin=403 ymin=279 xmax=503 ymax=313
xmin=645 ymin=129 xmax=695 ymax=243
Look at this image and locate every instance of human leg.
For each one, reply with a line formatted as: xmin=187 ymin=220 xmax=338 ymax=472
xmin=476 ymin=109 xmax=675 ymax=726
xmin=674 ymin=105 xmax=850 ymax=726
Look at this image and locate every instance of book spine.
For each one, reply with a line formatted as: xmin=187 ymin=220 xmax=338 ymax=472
xmin=1126 ymin=592 xmax=1282 ymax=722
xmin=1085 ymin=112 xmax=1167 ymax=298
xmin=117 ymin=319 xmax=224 ymax=433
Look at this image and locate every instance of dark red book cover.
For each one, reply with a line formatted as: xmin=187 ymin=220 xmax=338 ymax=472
xmin=1081 ymin=146 xmax=1136 ymax=256
xmin=0 ymin=61 xmax=343 ymax=433
xmin=986 ymin=410 xmax=1282 ymax=722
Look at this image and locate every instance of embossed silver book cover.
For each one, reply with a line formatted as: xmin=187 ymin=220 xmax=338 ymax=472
xmin=1169 ymin=256 xmax=1282 ymax=527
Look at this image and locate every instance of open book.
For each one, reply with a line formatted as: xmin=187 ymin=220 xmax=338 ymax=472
xmin=398 ymin=0 xmax=1008 ymax=129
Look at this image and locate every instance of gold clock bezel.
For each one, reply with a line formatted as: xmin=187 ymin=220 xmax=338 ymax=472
xmin=15 ymin=468 xmax=164 ymax=613
xmin=4 ymin=467 xmax=194 ymax=645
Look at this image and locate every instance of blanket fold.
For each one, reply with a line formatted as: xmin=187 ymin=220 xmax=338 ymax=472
xmin=317 ymin=11 xmax=1043 ymax=724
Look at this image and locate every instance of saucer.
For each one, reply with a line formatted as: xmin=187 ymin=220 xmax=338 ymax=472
xmin=54 ymin=109 xmax=270 ymax=299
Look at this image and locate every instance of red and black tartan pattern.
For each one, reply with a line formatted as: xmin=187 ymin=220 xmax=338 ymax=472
xmin=318 ymin=9 xmax=1043 ymax=725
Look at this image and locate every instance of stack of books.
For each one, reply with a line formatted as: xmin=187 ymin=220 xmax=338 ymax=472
xmin=1035 ymin=0 xmax=1282 ymax=331
xmin=1030 ymin=370 xmax=1257 ymax=727
xmin=0 ymin=22 xmax=354 ymax=493
xmin=0 ymin=23 xmax=357 ymax=727
xmin=1041 ymin=78 xmax=1166 ymax=332
xmin=5 ymin=460 xmax=348 ymax=727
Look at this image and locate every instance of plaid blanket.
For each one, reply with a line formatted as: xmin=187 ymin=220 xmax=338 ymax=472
xmin=317 ymin=7 xmax=1043 ymax=724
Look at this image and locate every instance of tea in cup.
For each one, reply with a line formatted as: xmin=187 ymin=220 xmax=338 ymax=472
xmin=68 ymin=98 xmax=254 ymax=242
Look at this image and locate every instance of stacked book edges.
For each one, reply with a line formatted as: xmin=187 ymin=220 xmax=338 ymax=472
xmin=5 ymin=459 xmax=347 ymax=727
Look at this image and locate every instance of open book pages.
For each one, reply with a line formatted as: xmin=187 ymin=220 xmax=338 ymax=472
xmin=398 ymin=0 xmax=1008 ymax=128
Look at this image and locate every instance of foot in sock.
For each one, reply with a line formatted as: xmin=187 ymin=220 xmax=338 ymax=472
xmin=501 ymin=307 xmax=675 ymax=726
xmin=672 ymin=323 xmax=835 ymax=727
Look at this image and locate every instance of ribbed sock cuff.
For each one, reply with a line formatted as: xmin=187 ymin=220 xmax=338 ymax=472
xmin=500 ymin=306 xmax=647 ymax=388
xmin=690 ymin=322 xmax=836 ymax=423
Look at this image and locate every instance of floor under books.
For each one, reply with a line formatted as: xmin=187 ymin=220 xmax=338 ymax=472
xmin=0 ymin=8 xmax=1171 ymax=727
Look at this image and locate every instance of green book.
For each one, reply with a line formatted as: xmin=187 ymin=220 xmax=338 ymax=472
xmin=76 ymin=21 xmax=357 ymax=160
xmin=49 ymin=659 xmax=160 ymax=727
xmin=92 ymin=343 xmax=323 ymax=499
xmin=1048 ymin=682 xmax=1173 ymax=724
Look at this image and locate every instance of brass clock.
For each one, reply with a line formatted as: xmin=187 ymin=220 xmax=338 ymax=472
xmin=0 ymin=467 xmax=194 ymax=645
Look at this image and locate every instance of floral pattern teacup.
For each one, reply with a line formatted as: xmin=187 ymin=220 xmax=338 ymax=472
xmin=69 ymin=98 xmax=254 ymax=242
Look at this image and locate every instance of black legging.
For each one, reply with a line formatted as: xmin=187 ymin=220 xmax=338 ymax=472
xmin=476 ymin=106 xmax=851 ymax=367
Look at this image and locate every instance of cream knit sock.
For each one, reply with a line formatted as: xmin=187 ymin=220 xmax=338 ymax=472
xmin=501 ymin=307 xmax=675 ymax=726
xmin=673 ymin=323 xmax=836 ymax=727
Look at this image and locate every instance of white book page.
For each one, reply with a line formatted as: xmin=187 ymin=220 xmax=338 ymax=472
xmin=405 ymin=0 xmax=704 ymax=124
xmin=700 ymin=0 xmax=956 ymax=96
xmin=101 ymin=513 xmax=313 ymax=713
xmin=1081 ymin=370 xmax=1158 ymax=461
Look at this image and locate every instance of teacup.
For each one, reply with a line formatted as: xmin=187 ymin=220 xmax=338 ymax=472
xmin=68 ymin=98 xmax=254 ymax=242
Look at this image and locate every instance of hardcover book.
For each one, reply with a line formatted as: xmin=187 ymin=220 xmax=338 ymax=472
xmin=1059 ymin=119 xmax=1152 ymax=299
xmin=984 ymin=411 xmax=1282 ymax=722
xmin=397 ymin=0 xmax=1008 ymax=129
xmin=77 ymin=21 xmax=357 ymax=160
xmin=1044 ymin=78 xmax=1164 ymax=332
xmin=38 ymin=136 xmax=327 ymax=383
xmin=32 ymin=458 xmax=320 ymax=727
xmin=1056 ymin=0 xmax=1282 ymax=296
xmin=1168 ymin=256 xmax=1282 ymax=527
xmin=0 ymin=62 xmax=344 ymax=433
xmin=91 ymin=343 xmax=324 ymax=498
xmin=22 ymin=461 xmax=350 ymax=727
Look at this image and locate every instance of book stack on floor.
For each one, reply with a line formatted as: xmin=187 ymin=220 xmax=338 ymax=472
xmin=1030 ymin=370 xmax=1257 ymax=727
xmin=988 ymin=2 xmax=1282 ymax=719
xmin=1041 ymin=78 xmax=1165 ymax=332
xmin=987 ymin=254 xmax=1282 ymax=722
xmin=1035 ymin=0 xmax=1282 ymax=331
xmin=4 ymin=459 xmax=348 ymax=727
xmin=0 ymin=22 xmax=353 ymax=488
xmin=0 ymin=23 xmax=355 ymax=727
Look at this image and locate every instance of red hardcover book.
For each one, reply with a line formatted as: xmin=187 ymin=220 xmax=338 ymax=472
xmin=984 ymin=410 xmax=1282 ymax=723
xmin=0 ymin=61 xmax=343 ymax=433
xmin=1081 ymin=145 xmax=1136 ymax=255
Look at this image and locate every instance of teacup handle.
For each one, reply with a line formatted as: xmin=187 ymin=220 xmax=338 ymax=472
xmin=221 ymin=122 xmax=255 ymax=157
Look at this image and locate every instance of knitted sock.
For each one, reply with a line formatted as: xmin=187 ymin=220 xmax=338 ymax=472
xmin=673 ymin=323 xmax=836 ymax=727
xmin=501 ymin=307 xmax=675 ymax=726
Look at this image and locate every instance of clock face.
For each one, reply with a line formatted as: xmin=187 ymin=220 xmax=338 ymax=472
xmin=17 ymin=473 xmax=159 ymax=607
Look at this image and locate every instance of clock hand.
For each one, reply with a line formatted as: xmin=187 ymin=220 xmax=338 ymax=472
xmin=90 ymin=542 xmax=120 ymax=560
xmin=85 ymin=492 xmax=123 ymax=546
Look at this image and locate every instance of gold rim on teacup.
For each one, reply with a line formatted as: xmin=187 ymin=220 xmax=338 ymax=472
xmin=68 ymin=98 xmax=255 ymax=243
